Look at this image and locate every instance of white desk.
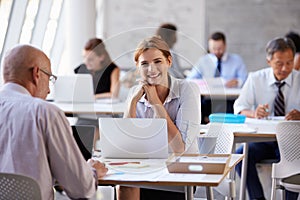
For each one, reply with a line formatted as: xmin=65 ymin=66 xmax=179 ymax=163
xmin=50 ymin=102 xmax=125 ymax=115
xmin=97 ymin=154 xmax=244 ymax=200
xmin=200 ymin=120 xmax=278 ymax=200
xmin=191 ymin=79 xmax=241 ymax=99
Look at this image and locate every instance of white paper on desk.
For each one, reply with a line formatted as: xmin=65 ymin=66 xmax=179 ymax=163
xmin=102 ymin=169 xmax=165 ymax=182
xmin=245 ymin=118 xmax=283 ymax=133
xmin=267 ymin=116 xmax=285 ymax=121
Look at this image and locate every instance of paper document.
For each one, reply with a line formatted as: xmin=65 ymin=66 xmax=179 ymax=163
xmin=245 ymin=118 xmax=284 ymax=133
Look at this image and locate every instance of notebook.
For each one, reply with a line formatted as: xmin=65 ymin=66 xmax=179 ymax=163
xmin=54 ymin=74 xmax=95 ymax=103
xmin=72 ymin=125 xmax=95 ymax=160
xmin=99 ymin=118 xmax=168 ymax=159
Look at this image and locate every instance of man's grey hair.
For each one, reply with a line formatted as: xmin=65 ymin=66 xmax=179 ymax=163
xmin=266 ymin=37 xmax=296 ymax=61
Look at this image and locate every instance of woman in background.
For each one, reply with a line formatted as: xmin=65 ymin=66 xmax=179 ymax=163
xmin=75 ymin=38 xmax=120 ymax=99
xmin=117 ymin=36 xmax=201 ymax=200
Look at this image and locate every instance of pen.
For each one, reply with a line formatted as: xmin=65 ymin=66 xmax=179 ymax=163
xmin=263 ymin=105 xmax=269 ymax=120
xmin=108 ymin=162 xmax=141 ymax=166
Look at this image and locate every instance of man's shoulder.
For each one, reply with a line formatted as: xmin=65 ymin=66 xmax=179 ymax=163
xmin=227 ymin=53 xmax=244 ymax=62
xmin=33 ymin=98 xmax=63 ymax=114
xmin=199 ymin=54 xmax=211 ymax=61
xmin=245 ymin=68 xmax=271 ymax=84
xmin=290 ymin=70 xmax=300 ymax=84
xmin=195 ymin=54 xmax=214 ymax=68
xmin=292 ymin=69 xmax=300 ymax=77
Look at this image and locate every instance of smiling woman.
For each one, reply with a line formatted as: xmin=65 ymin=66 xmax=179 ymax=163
xmin=118 ymin=36 xmax=201 ymax=200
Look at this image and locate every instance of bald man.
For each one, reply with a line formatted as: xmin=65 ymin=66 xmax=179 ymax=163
xmin=0 ymin=45 xmax=107 ymax=200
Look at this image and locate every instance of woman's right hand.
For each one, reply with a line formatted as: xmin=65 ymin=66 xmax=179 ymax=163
xmin=131 ymin=84 xmax=145 ymax=103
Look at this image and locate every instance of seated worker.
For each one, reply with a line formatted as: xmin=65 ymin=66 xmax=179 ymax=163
xmin=285 ymin=31 xmax=300 ymax=70
xmin=0 ymin=44 xmax=108 ymax=199
xmin=74 ymin=38 xmax=120 ymax=147
xmin=187 ymin=31 xmax=248 ymax=123
xmin=74 ymin=38 xmax=120 ymax=99
xmin=234 ymin=37 xmax=300 ymax=200
xmin=117 ymin=36 xmax=201 ymax=200
xmin=156 ymin=23 xmax=185 ymax=79
xmin=187 ymin=31 xmax=247 ymax=87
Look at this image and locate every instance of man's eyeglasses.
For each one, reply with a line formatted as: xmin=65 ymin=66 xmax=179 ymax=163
xmin=40 ymin=68 xmax=57 ymax=84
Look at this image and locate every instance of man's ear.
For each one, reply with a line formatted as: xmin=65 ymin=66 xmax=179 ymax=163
xmin=31 ymin=66 xmax=40 ymax=85
xmin=167 ymin=55 xmax=172 ymax=68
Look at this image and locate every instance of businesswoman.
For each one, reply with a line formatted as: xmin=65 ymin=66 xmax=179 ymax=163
xmin=117 ymin=36 xmax=201 ymax=200
xmin=74 ymin=38 xmax=120 ymax=99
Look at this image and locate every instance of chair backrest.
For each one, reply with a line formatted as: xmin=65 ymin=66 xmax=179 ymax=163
xmin=0 ymin=173 xmax=42 ymax=200
xmin=205 ymin=123 xmax=234 ymax=154
xmin=274 ymin=121 xmax=300 ymax=178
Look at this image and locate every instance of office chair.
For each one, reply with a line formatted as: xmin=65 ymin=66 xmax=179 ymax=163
xmin=271 ymin=121 xmax=300 ymax=200
xmin=0 ymin=172 xmax=41 ymax=200
xmin=195 ymin=123 xmax=236 ymax=199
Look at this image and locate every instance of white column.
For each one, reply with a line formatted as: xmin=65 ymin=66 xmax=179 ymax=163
xmin=64 ymin=0 xmax=96 ymax=73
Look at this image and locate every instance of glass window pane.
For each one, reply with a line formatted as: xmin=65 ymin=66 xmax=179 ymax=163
xmin=42 ymin=0 xmax=63 ymax=56
xmin=0 ymin=0 xmax=14 ymax=54
xmin=19 ymin=0 xmax=40 ymax=44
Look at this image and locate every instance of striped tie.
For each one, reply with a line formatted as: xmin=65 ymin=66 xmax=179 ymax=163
xmin=274 ymin=81 xmax=285 ymax=116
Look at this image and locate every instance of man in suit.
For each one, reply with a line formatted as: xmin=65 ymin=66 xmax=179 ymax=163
xmin=187 ymin=32 xmax=248 ymax=123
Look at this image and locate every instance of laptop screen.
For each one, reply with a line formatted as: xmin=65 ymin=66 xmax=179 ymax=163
xmin=99 ymin=118 xmax=168 ymax=159
xmin=54 ymin=74 xmax=95 ymax=103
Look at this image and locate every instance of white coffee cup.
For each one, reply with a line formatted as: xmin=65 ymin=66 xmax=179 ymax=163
xmin=197 ymin=136 xmax=217 ymax=154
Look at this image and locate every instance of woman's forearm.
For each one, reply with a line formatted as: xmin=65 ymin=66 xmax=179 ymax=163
xmin=124 ymin=100 xmax=137 ymax=118
xmin=152 ymin=104 xmax=185 ymax=153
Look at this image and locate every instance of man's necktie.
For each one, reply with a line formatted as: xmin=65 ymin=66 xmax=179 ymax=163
xmin=215 ymin=58 xmax=222 ymax=77
xmin=274 ymin=81 xmax=286 ymax=116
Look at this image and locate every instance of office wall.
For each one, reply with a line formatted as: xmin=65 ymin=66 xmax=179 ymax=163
xmin=97 ymin=0 xmax=206 ymax=70
xmin=97 ymin=0 xmax=300 ymax=72
xmin=206 ymin=0 xmax=300 ymax=72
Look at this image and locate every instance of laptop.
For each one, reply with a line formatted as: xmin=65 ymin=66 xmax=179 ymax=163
xmin=99 ymin=118 xmax=168 ymax=159
xmin=72 ymin=125 xmax=95 ymax=160
xmin=54 ymin=74 xmax=95 ymax=103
